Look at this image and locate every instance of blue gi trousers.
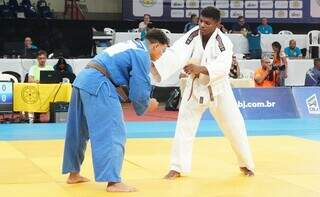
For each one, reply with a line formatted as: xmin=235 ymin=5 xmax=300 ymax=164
xmin=62 ymin=83 xmax=126 ymax=182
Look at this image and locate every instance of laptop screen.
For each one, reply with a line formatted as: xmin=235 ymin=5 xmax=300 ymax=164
xmin=40 ymin=71 xmax=61 ymax=84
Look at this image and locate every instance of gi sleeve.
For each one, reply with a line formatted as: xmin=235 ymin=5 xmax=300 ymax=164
xmin=199 ymin=34 xmax=233 ymax=86
xmin=152 ymin=26 xmax=199 ymax=83
xmin=129 ymin=50 xmax=152 ymax=116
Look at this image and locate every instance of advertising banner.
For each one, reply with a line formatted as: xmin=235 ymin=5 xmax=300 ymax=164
xmin=123 ymin=0 xmax=319 ymax=23
xmin=292 ymin=87 xmax=320 ymax=118
xmin=202 ymin=87 xmax=299 ymax=120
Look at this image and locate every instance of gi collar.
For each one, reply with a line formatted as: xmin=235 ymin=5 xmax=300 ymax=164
xmin=202 ymin=28 xmax=219 ymax=45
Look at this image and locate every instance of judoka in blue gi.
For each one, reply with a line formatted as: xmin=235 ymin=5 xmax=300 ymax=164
xmin=62 ymin=29 xmax=169 ymax=192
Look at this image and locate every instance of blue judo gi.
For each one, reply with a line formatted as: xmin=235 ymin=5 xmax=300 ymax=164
xmin=62 ymin=40 xmax=151 ymax=182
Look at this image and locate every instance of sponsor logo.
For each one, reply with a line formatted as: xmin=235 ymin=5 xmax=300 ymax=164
xmin=237 ymin=100 xmax=276 ymax=109
xmin=231 ymin=0 xmax=243 ymax=8
xmin=306 ymin=94 xmax=320 ymax=114
xmin=140 ymin=0 xmax=157 ymax=7
xmin=289 ymin=10 xmax=303 ymax=18
xmin=21 ymin=85 xmax=39 ymax=104
xmin=260 ymin=1 xmax=274 ymax=8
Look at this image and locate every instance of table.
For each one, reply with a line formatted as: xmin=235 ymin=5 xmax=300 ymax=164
xmin=0 ymin=58 xmax=313 ymax=87
xmin=13 ymin=83 xmax=72 ymax=112
xmin=230 ymin=78 xmax=255 ymax=88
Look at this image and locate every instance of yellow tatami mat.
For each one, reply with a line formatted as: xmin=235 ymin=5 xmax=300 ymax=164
xmin=1 ymin=136 xmax=320 ymax=197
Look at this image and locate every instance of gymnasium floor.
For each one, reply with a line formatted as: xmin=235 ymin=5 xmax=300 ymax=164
xmin=0 ymin=108 xmax=320 ymax=197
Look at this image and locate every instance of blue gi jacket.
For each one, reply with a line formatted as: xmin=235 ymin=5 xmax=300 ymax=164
xmin=73 ymin=40 xmax=151 ymax=115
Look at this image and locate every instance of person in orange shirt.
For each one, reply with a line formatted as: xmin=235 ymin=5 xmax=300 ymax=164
xmin=254 ymin=57 xmax=279 ymax=87
xmin=272 ymin=41 xmax=288 ymax=86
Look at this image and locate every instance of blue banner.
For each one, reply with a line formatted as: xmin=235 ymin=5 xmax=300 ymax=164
xmin=123 ymin=0 xmax=319 ymax=23
xmin=202 ymin=87 xmax=299 ymax=120
xmin=292 ymin=87 xmax=320 ymax=118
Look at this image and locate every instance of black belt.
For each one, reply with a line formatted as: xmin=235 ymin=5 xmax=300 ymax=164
xmin=85 ymin=62 xmax=129 ymax=102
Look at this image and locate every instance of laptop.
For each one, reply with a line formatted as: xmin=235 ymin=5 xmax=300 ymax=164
xmin=40 ymin=71 xmax=61 ymax=84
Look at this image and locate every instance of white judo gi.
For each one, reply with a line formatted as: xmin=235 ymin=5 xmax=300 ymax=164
xmin=153 ymin=27 xmax=255 ymax=173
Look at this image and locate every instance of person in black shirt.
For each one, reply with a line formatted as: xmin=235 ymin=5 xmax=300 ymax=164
xmin=231 ymin=16 xmax=251 ymax=33
xmin=53 ymin=57 xmax=76 ymax=83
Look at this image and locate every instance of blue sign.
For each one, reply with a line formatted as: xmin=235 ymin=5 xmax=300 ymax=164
xmin=123 ymin=0 xmax=319 ymax=23
xmin=292 ymin=87 xmax=320 ymax=118
xmin=0 ymin=81 xmax=13 ymax=112
xmin=202 ymin=87 xmax=299 ymax=120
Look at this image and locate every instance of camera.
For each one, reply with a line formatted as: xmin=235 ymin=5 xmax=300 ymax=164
xmin=270 ymin=63 xmax=286 ymax=71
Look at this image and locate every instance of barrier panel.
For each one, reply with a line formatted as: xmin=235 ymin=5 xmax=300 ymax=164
xmin=202 ymin=87 xmax=300 ymax=120
xmin=292 ymin=87 xmax=320 ymax=118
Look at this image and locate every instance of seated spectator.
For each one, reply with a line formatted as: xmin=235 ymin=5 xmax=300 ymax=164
xmin=24 ymin=37 xmax=38 ymax=49
xmin=254 ymin=57 xmax=278 ymax=87
xmin=229 ymin=55 xmax=240 ymax=78
xmin=37 ymin=0 xmax=53 ymax=18
xmin=284 ymin=39 xmax=302 ymax=58
xmin=8 ymin=0 xmax=18 ymax=16
xmin=219 ymin=23 xmax=228 ymax=33
xmin=184 ymin=14 xmax=198 ymax=32
xmin=0 ymin=1 xmax=15 ymax=18
xmin=53 ymin=57 xmax=76 ymax=83
xmin=138 ymin=14 xmax=151 ymax=32
xmin=141 ymin=22 xmax=154 ymax=41
xmin=305 ymin=58 xmax=320 ymax=86
xmin=28 ymin=50 xmax=53 ymax=83
xmin=257 ymin=17 xmax=273 ymax=34
xmin=243 ymin=29 xmax=261 ymax=59
xmin=231 ymin=16 xmax=251 ymax=33
xmin=21 ymin=0 xmax=37 ymax=18
xmin=272 ymin=41 xmax=288 ymax=86
xmin=21 ymin=0 xmax=32 ymax=7
xmin=23 ymin=37 xmax=38 ymax=58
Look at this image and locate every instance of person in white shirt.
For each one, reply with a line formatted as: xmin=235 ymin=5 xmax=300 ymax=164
xmin=138 ymin=14 xmax=151 ymax=32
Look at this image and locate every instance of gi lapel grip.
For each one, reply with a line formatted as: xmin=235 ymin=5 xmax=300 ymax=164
xmin=85 ymin=62 xmax=129 ymax=102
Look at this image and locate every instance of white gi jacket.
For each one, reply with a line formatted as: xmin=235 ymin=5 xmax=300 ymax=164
xmin=154 ymin=26 xmax=254 ymax=172
xmin=153 ymin=26 xmax=233 ymax=104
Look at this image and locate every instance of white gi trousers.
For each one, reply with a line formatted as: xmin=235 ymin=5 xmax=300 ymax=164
xmin=170 ymin=79 xmax=255 ymax=173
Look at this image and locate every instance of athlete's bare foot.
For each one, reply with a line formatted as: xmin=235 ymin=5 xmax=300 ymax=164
xmin=106 ymin=182 xmax=137 ymax=192
xmin=240 ymin=167 xmax=254 ymax=176
xmin=66 ymin=172 xmax=90 ymax=184
xmin=164 ymin=170 xmax=181 ymax=180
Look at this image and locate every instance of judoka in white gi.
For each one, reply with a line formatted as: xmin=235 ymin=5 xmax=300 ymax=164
xmin=62 ymin=29 xmax=169 ymax=192
xmin=152 ymin=7 xmax=255 ymax=179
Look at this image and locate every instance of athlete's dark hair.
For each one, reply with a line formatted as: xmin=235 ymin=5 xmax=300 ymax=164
xmin=200 ymin=6 xmax=220 ymax=21
xmin=145 ymin=29 xmax=170 ymax=45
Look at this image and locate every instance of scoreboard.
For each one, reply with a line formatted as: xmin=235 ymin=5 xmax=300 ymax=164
xmin=0 ymin=81 xmax=13 ymax=113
